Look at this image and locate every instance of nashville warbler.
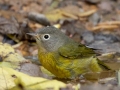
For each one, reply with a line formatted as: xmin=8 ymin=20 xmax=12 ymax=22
xmin=28 ymin=26 xmax=110 ymax=79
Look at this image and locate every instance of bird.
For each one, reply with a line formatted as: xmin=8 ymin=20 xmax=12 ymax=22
xmin=27 ymin=26 xmax=110 ymax=79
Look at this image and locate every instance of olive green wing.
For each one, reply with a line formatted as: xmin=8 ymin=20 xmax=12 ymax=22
xmin=58 ymin=43 xmax=95 ymax=59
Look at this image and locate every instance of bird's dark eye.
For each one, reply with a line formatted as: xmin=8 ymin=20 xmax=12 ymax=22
xmin=43 ymin=34 xmax=50 ymax=40
xmin=44 ymin=35 xmax=49 ymax=39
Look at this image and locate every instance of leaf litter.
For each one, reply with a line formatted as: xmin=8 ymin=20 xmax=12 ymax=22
xmin=0 ymin=0 xmax=120 ymax=90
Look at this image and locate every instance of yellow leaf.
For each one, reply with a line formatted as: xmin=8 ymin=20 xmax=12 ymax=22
xmin=45 ymin=8 xmax=78 ymax=22
xmin=45 ymin=9 xmax=65 ymax=22
xmin=0 ymin=67 xmax=15 ymax=90
xmin=3 ymin=67 xmax=66 ymax=90
xmin=0 ymin=42 xmax=27 ymax=69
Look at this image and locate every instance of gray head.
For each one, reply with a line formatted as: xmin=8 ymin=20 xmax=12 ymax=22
xmin=34 ymin=26 xmax=73 ymax=52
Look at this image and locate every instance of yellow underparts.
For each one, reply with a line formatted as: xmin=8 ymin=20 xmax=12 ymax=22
xmin=38 ymin=51 xmax=71 ymax=78
xmin=38 ymin=51 xmax=102 ymax=79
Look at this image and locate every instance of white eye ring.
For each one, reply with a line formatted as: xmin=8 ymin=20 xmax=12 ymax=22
xmin=42 ymin=34 xmax=50 ymax=40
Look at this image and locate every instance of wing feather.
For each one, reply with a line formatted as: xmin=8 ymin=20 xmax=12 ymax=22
xmin=58 ymin=43 xmax=95 ymax=59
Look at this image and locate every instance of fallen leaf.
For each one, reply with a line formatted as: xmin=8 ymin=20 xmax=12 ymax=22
xmin=0 ymin=67 xmax=15 ymax=90
xmin=3 ymin=67 xmax=66 ymax=90
xmin=45 ymin=8 xmax=78 ymax=22
xmin=0 ymin=42 xmax=27 ymax=69
xmin=0 ymin=16 xmax=19 ymax=34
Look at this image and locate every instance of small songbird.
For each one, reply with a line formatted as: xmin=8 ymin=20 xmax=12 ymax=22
xmin=28 ymin=26 xmax=110 ymax=79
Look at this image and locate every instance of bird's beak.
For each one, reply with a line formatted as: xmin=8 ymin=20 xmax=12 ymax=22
xmin=27 ymin=33 xmax=40 ymax=40
xmin=27 ymin=33 xmax=37 ymax=36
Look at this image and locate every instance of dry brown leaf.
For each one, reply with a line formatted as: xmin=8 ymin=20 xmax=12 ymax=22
xmin=0 ymin=16 xmax=19 ymax=34
xmin=90 ymin=25 xmax=119 ymax=31
xmin=78 ymin=9 xmax=97 ymax=17
xmin=83 ymin=70 xmax=115 ymax=80
xmin=0 ymin=10 xmax=24 ymax=23
xmin=45 ymin=5 xmax=97 ymax=22
xmin=61 ymin=5 xmax=80 ymax=16
xmin=61 ymin=11 xmax=78 ymax=20
xmin=16 ymin=42 xmax=30 ymax=56
xmin=22 ymin=3 xmax=43 ymax=13
xmin=0 ymin=10 xmax=33 ymax=42
xmin=98 ymin=21 xmax=120 ymax=26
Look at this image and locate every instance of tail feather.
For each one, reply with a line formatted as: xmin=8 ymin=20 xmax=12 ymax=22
xmin=97 ymin=59 xmax=111 ymax=70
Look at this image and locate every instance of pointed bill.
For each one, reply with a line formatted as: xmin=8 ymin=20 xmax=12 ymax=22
xmin=27 ymin=33 xmax=41 ymax=40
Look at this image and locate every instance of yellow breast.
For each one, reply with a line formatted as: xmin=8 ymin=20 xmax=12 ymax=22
xmin=38 ymin=51 xmax=102 ymax=79
xmin=38 ymin=51 xmax=71 ymax=78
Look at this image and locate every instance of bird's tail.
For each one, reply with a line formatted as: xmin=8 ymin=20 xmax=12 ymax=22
xmin=97 ymin=59 xmax=111 ymax=70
